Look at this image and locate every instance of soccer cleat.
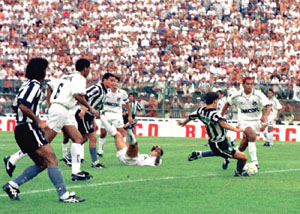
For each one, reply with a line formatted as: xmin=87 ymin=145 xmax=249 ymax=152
xmin=222 ymin=158 xmax=230 ymax=170
xmin=59 ymin=192 xmax=86 ymax=203
xmin=3 ymin=156 xmax=16 ymax=177
xmin=124 ymin=119 xmax=138 ymax=129
xmin=263 ymin=142 xmax=270 ymax=147
xmin=188 ymin=151 xmax=202 ymax=161
xmin=60 ymin=156 xmax=72 ymax=167
xmin=2 ymin=183 xmax=20 ymax=200
xmin=71 ymin=171 xmax=93 ymax=181
xmin=91 ymin=162 xmax=107 ymax=169
xmin=231 ymin=141 xmax=235 ymax=147
xmin=97 ymin=153 xmax=103 ymax=158
xmin=234 ymin=170 xmax=250 ymax=177
xmin=80 ymin=159 xmax=85 ymax=164
xmin=203 ymin=143 xmax=209 ymax=147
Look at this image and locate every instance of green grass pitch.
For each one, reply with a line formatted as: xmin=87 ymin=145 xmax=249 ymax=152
xmin=0 ymin=131 xmax=299 ymax=214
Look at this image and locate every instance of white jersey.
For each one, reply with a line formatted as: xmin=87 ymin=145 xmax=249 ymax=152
xmin=48 ymin=72 xmax=86 ymax=109
xmin=103 ymin=88 xmax=129 ymax=114
xmin=216 ymin=96 xmax=227 ymax=114
xmin=117 ymin=147 xmax=162 ymax=166
xmin=268 ymin=97 xmax=282 ymax=117
xmin=227 ymin=86 xmax=243 ymax=97
xmin=227 ymin=89 xmax=270 ymax=121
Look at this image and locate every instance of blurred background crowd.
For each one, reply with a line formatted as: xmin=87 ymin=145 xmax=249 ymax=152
xmin=0 ymin=0 xmax=299 ymax=123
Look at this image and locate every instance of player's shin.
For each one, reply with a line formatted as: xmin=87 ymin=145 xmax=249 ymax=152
xmin=268 ymin=132 xmax=274 ymax=146
xmin=100 ymin=115 xmax=117 ymax=136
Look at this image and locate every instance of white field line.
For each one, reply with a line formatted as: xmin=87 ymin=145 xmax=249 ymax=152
xmin=0 ymin=168 xmax=300 ymax=198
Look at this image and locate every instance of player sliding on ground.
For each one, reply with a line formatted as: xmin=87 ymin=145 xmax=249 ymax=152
xmin=100 ymin=111 xmax=163 ymax=166
xmin=178 ymin=92 xmax=250 ymax=176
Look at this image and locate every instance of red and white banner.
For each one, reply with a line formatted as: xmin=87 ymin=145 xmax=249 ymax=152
xmin=0 ymin=116 xmax=299 ymax=142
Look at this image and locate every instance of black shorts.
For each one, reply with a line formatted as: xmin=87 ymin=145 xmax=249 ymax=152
xmin=75 ymin=109 xmax=95 ymax=134
xmin=209 ymin=138 xmax=236 ymax=159
xmin=14 ymin=123 xmax=49 ymax=155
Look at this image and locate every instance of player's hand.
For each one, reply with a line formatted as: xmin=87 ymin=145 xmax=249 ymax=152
xmin=79 ymin=110 xmax=86 ymax=118
xmin=90 ymin=108 xmax=99 ymax=118
xmin=177 ymin=120 xmax=185 ymax=127
xmin=38 ymin=121 xmax=50 ymax=132
xmin=260 ymin=115 xmax=267 ymax=123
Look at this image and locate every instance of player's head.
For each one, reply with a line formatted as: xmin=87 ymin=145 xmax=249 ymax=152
xmin=102 ymin=72 xmax=116 ymax=89
xmin=205 ymin=92 xmax=219 ymax=105
xmin=128 ymin=93 xmax=135 ymax=101
xmin=150 ymin=145 xmax=164 ymax=157
xmin=267 ymin=88 xmax=274 ymax=98
xmin=216 ymin=90 xmax=223 ymax=99
xmin=112 ymin=75 xmax=120 ymax=90
xmin=75 ymin=58 xmax=90 ymax=71
xmin=242 ymin=77 xmax=254 ymax=94
xmin=25 ymin=58 xmax=48 ymax=81
xmin=76 ymin=58 xmax=90 ymax=78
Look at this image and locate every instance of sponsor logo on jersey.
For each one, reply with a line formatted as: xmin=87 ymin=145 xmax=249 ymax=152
xmin=241 ymin=107 xmax=259 ymax=113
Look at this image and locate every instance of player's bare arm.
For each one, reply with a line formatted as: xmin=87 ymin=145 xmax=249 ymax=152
xmin=19 ymin=103 xmax=49 ymax=132
xmin=261 ymin=105 xmax=271 ymax=123
xmin=74 ymin=94 xmax=99 ymax=118
xmin=178 ymin=117 xmax=191 ymax=127
xmin=221 ymin=102 xmax=230 ymax=117
xmin=219 ymin=120 xmax=244 ymax=132
xmin=126 ymin=102 xmax=133 ymax=122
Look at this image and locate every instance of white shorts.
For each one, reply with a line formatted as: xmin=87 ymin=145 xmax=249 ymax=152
xmin=116 ymin=147 xmax=139 ymax=166
xmin=238 ymin=120 xmax=261 ymax=134
xmin=100 ymin=112 xmax=124 ymax=129
xmin=48 ymin=104 xmax=77 ymax=133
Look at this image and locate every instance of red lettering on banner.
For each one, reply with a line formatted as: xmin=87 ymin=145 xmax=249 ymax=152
xmin=0 ymin=119 xmax=2 ymax=131
xmin=7 ymin=120 xmax=16 ymax=131
xmin=185 ymin=125 xmax=195 ymax=138
xmin=236 ymin=126 xmax=242 ymax=140
xmin=201 ymin=125 xmax=208 ymax=138
xmin=273 ymin=128 xmax=279 ymax=141
xmin=148 ymin=124 xmax=158 ymax=136
xmin=286 ymin=128 xmax=296 ymax=142
xmin=257 ymin=130 xmax=263 ymax=141
xmin=134 ymin=124 xmax=143 ymax=136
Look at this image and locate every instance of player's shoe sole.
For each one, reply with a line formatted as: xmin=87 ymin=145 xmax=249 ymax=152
xmin=3 ymin=156 xmax=16 ymax=177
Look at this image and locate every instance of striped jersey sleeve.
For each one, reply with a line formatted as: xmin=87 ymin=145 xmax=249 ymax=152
xmin=85 ymin=83 xmax=106 ymax=110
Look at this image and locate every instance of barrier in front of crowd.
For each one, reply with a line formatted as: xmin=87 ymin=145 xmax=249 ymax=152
xmin=0 ymin=116 xmax=299 ymax=142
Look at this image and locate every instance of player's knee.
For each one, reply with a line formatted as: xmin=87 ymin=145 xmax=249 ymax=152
xmin=241 ymin=154 xmax=248 ymax=162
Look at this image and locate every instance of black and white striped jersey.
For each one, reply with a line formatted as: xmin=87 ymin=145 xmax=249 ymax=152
xmin=130 ymin=100 xmax=143 ymax=117
xmin=16 ymin=79 xmax=42 ymax=124
xmin=85 ymin=83 xmax=107 ymax=113
xmin=189 ymin=107 xmax=227 ymax=143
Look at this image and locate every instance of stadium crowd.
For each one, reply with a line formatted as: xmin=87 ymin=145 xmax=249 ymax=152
xmin=0 ymin=0 xmax=300 ymax=120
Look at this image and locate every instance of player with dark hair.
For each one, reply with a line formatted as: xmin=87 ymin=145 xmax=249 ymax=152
xmin=221 ymin=77 xmax=271 ymax=168
xmin=2 ymin=58 xmax=85 ymax=202
xmin=178 ymin=92 xmax=249 ymax=176
xmin=66 ymin=72 xmax=116 ymax=169
xmin=98 ymin=76 xmax=132 ymax=157
xmin=46 ymin=58 xmax=98 ymax=181
xmin=261 ymin=88 xmax=283 ymax=147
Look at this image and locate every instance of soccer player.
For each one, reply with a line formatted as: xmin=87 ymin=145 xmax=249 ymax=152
xmin=221 ymin=77 xmax=271 ymax=168
xmin=98 ymin=76 xmax=132 ymax=157
xmin=178 ymin=92 xmax=249 ymax=176
xmin=2 ymin=58 xmax=85 ymax=202
xmin=73 ymin=72 xmax=115 ymax=168
xmin=100 ymin=111 xmax=163 ymax=166
xmin=261 ymin=89 xmax=283 ymax=147
xmin=46 ymin=58 xmax=98 ymax=181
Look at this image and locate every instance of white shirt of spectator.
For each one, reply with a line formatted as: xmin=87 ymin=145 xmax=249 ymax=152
xmin=227 ymin=89 xmax=270 ymax=121
xmin=103 ymin=88 xmax=129 ymax=114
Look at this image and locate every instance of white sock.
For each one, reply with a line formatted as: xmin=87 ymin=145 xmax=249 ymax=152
xmin=268 ymin=132 xmax=274 ymax=146
xmin=263 ymin=130 xmax=268 ymax=141
xmin=62 ymin=143 xmax=69 ymax=157
xmin=248 ymin=142 xmax=258 ymax=165
xmin=10 ymin=150 xmax=27 ymax=165
xmin=71 ymin=143 xmax=82 ymax=174
xmin=60 ymin=191 xmax=70 ymax=200
xmin=9 ymin=181 xmax=19 ymax=189
xmin=126 ymin=129 xmax=137 ymax=145
xmin=100 ymin=115 xmax=117 ymax=136
xmin=98 ymin=137 xmax=106 ymax=154
xmin=80 ymin=144 xmax=84 ymax=160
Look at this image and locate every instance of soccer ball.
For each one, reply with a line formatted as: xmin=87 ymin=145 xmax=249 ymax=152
xmin=244 ymin=163 xmax=258 ymax=175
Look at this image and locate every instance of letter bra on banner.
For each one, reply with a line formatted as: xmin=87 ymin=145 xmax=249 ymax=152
xmin=0 ymin=116 xmax=299 ymax=142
